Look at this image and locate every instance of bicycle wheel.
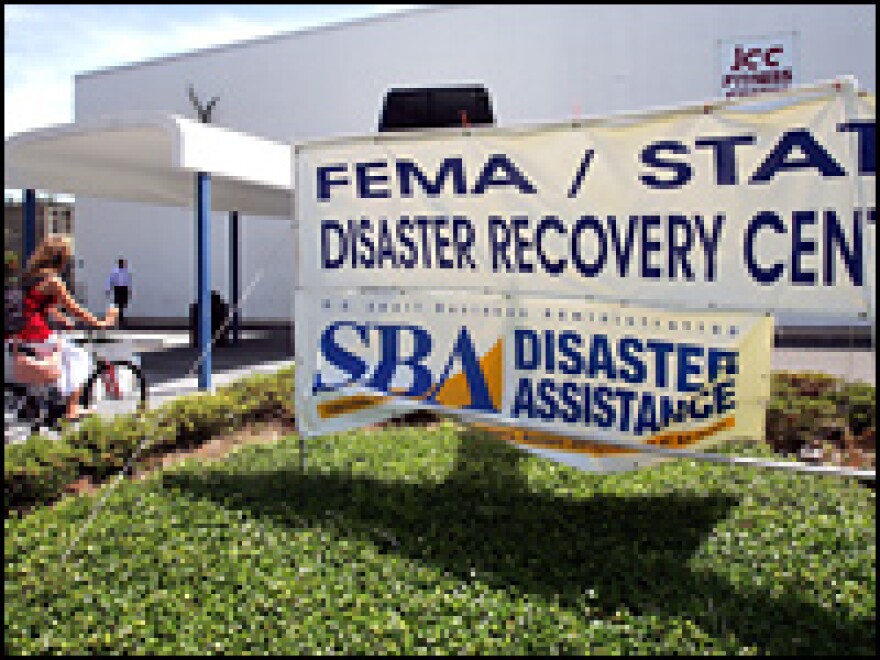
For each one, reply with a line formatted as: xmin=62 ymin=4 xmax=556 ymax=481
xmin=82 ymin=360 xmax=148 ymax=418
xmin=4 ymin=383 xmax=41 ymax=444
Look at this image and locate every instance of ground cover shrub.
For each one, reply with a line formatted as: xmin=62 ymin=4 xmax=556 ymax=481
xmin=4 ymin=424 xmax=874 ymax=654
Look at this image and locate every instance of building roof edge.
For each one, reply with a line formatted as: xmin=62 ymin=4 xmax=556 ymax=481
xmin=75 ymin=5 xmax=451 ymax=81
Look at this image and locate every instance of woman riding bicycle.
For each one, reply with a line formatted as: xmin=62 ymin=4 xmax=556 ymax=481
xmin=6 ymin=235 xmax=118 ymax=422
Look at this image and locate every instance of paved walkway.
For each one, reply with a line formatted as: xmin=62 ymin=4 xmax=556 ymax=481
xmin=46 ymin=326 xmax=875 ymax=421
xmin=7 ymin=327 xmax=874 ymax=442
xmin=138 ymin=328 xmax=294 ymax=405
xmin=5 ymin=328 xmax=295 ymax=443
xmin=71 ymin=327 xmax=294 ymax=416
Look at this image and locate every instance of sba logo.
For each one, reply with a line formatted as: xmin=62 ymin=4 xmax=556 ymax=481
xmin=313 ymin=322 xmax=502 ymax=413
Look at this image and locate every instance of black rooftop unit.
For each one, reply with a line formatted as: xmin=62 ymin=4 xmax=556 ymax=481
xmin=378 ymin=85 xmax=495 ymax=132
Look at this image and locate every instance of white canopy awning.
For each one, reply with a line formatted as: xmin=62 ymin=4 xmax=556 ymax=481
xmin=4 ymin=113 xmax=292 ymax=217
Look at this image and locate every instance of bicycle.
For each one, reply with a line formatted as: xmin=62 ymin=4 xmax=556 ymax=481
xmin=4 ymin=328 xmax=148 ymax=444
xmin=3 ymin=378 xmax=67 ymax=443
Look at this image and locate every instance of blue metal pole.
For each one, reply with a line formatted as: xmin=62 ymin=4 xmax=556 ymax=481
xmin=230 ymin=210 xmax=240 ymax=345
xmin=196 ymin=172 xmax=212 ymax=390
xmin=23 ymin=189 xmax=37 ymax=264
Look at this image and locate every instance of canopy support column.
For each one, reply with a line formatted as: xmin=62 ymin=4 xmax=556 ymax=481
xmin=196 ymin=172 xmax=212 ymax=391
xmin=230 ymin=210 xmax=240 ymax=346
xmin=23 ymin=188 xmax=37 ymax=263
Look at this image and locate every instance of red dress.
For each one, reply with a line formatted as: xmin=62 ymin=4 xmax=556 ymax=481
xmin=15 ymin=279 xmax=56 ymax=343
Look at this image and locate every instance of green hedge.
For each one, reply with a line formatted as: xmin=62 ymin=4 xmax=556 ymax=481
xmin=766 ymin=372 xmax=876 ymax=458
xmin=4 ymin=435 xmax=88 ymax=507
xmin=5 ymin=366 xmax=297 ymax=510
xmin=5 ymin=366 xmax=874 ymax=512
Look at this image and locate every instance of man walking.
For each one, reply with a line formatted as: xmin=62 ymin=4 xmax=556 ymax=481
xmin=106 ymin=258 xmax=132 ymax=328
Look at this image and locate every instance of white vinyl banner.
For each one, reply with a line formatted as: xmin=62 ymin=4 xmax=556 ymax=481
xmin=292 ymin=79 xmax=870 ymax=472
xmin=294 ymin=292 xmax=773 ymax=473
xmin=295 ymin=80 xmax=875 ymax=319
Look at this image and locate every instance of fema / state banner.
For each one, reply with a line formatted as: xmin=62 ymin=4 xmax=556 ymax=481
xmin=294 ymin=292 xmax=773 ymax=472
xmin=295 ymin=79 xmax=875 ymax=319
xmin=292 ymin=78 xmax=868 ymax=470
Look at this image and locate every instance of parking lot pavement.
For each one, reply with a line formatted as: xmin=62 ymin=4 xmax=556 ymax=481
xmin=772 ymin=348 xmax=876 ymax=385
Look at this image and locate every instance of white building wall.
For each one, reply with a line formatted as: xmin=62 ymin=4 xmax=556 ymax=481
xmin=72 ymin=4 xmax=876 ymax=323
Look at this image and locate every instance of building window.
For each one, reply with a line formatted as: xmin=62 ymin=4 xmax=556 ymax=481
xmin=379 ymin=85 xmax=495 ymax=132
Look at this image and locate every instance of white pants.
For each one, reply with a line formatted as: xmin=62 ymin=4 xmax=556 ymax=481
xmin=56 ymin=335 xmax=92 ymax=397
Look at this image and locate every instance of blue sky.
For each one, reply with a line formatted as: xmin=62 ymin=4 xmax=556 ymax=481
xmin=4 ymin=4 xmax=420 ymax=138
